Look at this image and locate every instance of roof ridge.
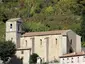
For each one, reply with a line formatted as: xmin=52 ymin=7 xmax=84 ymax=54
xmin=25 ymin=30 xmax=68 ymax=33
xmin=22 ymin=30 xmax=69 ymax=37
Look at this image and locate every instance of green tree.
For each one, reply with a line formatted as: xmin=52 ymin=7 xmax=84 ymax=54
xmin=2 ymin=0 xmax=18 ymax=2
xmin=29 ymin=53 xmax=39 ymax=64
xmin=81 ymin=14 xmax=85 ymax=41
xmin=0 ymin=41 xmax=16 ymax=64
xmin=22 ymin=21 xmax=50 ymax=32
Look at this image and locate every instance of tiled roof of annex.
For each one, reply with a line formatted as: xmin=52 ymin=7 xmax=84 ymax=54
xmin=60 ymin=52 xmax=85 ymax=58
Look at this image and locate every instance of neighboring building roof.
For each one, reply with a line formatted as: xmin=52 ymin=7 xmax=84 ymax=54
xmin=22 ymin=30 xmax=70 ymax=37
xmin=60 ymin=52 xmax=85 ymax=58
xmin=7 ymin=18 xmax=22 ymax=22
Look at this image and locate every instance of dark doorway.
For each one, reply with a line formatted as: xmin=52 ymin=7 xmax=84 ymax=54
xmin=69 ymin=47 xmax=73 ymax=53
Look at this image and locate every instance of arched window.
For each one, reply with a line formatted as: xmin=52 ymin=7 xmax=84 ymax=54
xmin=69 ymin=47 xmax=73 ymax=53
xmin=78 ymin=57 xmax=79 ymax=63
xmin=70 ymin=39 xmax=72 ymax=45
xmin=69 ymin=39 xmax=73 ymax=53
xmin=21 ymin=51 xmax=24 ymax=54
xmin=30 ymin=38 xmax=35 ymax=53
xmin=25 ymin=40 xmax=27 ymax=47
xmin=55 ymin=38 xmax=57 ymax=45
xmin=21 ymin=57 xmax=23 ymax=64
xmin=40 ymin=39 xmax=42 ymax=46
xmin=10 ymin=24 xmax=12 ymax=29
xmin=10 ymin=24 xmax=12 ymax=31
xmin=67 ymin=58 xmax=69 ymax=63
xmin=71 ymin=58 xmax=73 ymax=63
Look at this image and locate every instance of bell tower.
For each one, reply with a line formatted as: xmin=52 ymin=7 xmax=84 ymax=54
xmin=6 ymin=18 xmax=22 ymax=48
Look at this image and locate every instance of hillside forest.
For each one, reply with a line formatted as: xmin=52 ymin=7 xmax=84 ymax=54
xmin=0 ymin=0 xmax=85 ymax=47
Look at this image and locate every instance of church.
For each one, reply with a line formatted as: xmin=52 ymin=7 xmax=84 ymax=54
xmin=5 ymin=18 xmax=81 ymax=64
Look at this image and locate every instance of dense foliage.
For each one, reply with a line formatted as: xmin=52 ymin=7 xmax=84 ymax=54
xmin=29 ymin=53 xmax=39 ymax=64
xmin=0 ymin=0 xmax=85 ymax=46
xmin=0 ymin=41 xmax=16 ymax=64
xmin=22 ymin=21 xmax=50 ymax=32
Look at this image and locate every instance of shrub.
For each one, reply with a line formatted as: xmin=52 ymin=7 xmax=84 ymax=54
xmin=29 ymin=53 xmax=39 ymax=64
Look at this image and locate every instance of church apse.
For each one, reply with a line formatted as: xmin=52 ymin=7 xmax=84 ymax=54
xmin=66 ymin=30 xmax=78 ymax=53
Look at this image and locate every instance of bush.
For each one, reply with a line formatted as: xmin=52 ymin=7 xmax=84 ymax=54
xmin=0 ymin=41 xmax=16 ymax=64
xmin=29 ymin=53 xmax=39 ymax=64
xmin=22 ymin=21 xmax=50 ymax=32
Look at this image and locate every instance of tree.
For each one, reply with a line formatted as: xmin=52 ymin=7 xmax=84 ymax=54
xmin=29 ymin=53 xmax=39 ymax=64
xmin=0 ymin=41 xmax=16 ymax=64
xmin=2 ymin=0 xmax=18 ymax=2
xmin=22 ymin=21 xmax=50 ymax=32
xmin=81 ymin=14 xmax=85 ymax=41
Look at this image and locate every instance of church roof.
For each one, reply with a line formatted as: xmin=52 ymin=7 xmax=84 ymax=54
xmin=22 ymin=30 xmax=70 ymax=37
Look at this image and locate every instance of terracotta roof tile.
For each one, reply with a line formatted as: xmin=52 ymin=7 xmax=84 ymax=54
xmin=60 ymin=52 xmax=85 ymax=58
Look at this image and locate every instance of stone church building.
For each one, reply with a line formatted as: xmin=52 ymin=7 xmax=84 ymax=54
xmin=6 ymin=18 xmax=81 ymax=64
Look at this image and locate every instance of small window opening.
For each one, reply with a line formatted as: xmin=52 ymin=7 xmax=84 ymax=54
xmin=10 ymin=24 xmax=12 ymax=29
xmin=21 ymin=51 xmax=24 ymax=54
xmin=78 ymin=57 xmax=79 ymax=62
xmin=70 ymin=39 xmax=72 ymax=45
xmin=69 ymin=47 xmax=74 ymax=53
xmin=10 ymin=24 xmax=12 ymax=31
xmin=71 ymin=58 xmax=73 ymax=63
xmin=21 ymin=57 xmax=23 ymax=64
xmin=25 ymin=40 xmax=27 ymax=47
xmin=56 ymin=38 xmax=57 ymax=45
xmin=40 ymin=39 xmax=42 ymax=45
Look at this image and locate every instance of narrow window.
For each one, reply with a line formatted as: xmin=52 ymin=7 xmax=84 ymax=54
xmin=67 ymin=58 xmax=69 ymax=60
xmin=25 ymin=40 xmax=27 ymax=47
xmin=70 ymin=39 xmax=72 ymax=45
xmin=83 ymin=56 xmax=85 ymax=62
xmin=55 ymin=38 xmax=57 ymax=45
xmin=71 ymin=58 xmax=73 ymax=63
xmin=40 ymin=39 xmax=42 ymax=45
xmin=10 ymin=24 xmax=12 ymax=31
xmin=67 ymin=58 xmax=69 ymax=63
xmin=30 ymin=38 xmax=35 ymax=53
xmin=63 ymin=58 xmax=65 ymax=64
xmin=21 ymin=51 xmax=24 ymax=54
xmin=10 ymin=24 xmax=12 ymax=29
xmin=77 ymin=57 xmax=79 ymax=63
xmin=21 ymin=57 xmax=23 ymax=62
xmin=20 ymin=57 xmax=23 ymax=63
xmin=45 ymin=37 xmax=49 ymax=62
